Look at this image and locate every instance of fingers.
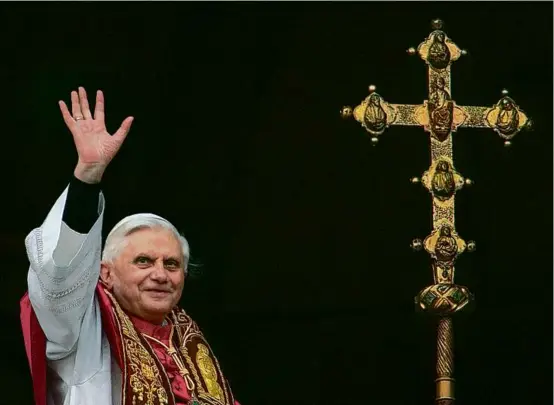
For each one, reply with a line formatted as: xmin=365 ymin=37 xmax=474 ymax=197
xmin=78 ymin=87 xmax=93 ymax=120
xmin=71 ymin=91 xmax=83 ymax=119
xmin=59 ymin=100 xmax=78 ymax=132
xmin=113 ymin=116 xmax=134 ymax=143
xmin=62 ymin=87 xmax=133 ymax=141
xmin=94 ymin=90 xmax=105 ymax=122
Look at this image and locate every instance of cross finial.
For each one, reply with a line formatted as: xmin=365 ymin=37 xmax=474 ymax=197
xmin=342 ymin=19 xmax=531 ymax=405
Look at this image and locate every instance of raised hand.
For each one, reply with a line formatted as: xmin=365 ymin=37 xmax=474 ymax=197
xmin=59 ymin=87 xmax=134 ymax=184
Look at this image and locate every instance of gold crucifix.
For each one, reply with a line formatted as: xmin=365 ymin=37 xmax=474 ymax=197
xmin=341 ymin=19 xmax=531 ymax=405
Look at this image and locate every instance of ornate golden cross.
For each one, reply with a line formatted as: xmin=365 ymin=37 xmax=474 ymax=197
xmin=341 ymin=19 xmax=531 ymax=405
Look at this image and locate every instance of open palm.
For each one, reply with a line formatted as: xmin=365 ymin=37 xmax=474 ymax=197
xmin=59 ymin=87 xmax=133 ymax=167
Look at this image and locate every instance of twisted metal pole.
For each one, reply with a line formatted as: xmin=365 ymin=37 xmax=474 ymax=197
xmin=436 ymin=317 xmax=454 ymax=404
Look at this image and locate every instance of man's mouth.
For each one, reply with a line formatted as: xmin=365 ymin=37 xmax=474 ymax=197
xmin=145 ymin=289 xmax=171 ymax=295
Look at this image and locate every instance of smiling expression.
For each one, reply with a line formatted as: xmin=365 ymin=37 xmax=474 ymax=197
xmin=100 ymin=227 xmax=186 ymax=324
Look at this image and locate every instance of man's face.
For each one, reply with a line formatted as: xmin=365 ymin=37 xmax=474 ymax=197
xmin=101 ymin=227 xmax=186 ymax=324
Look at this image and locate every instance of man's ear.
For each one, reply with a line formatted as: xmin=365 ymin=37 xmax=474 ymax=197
xmin=100 ymin=261 xmax=114 ymax=289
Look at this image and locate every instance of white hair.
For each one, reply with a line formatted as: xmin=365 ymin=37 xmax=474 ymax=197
xmin=102 ymin=213 xmax=190 ymax=272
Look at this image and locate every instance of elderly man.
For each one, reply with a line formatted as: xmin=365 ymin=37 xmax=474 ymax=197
xmin=20 ymin=88 xmax=239 ymax=405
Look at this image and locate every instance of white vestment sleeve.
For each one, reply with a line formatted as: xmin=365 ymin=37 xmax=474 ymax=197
xmin=26 ymin=185 xmax=105 ymax=360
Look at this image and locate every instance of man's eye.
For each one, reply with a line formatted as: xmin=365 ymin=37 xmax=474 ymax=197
xmin=165 ymin=260 xmax=180 ymax=268
xmin=135 ymin=257 xmax=151 ymax=265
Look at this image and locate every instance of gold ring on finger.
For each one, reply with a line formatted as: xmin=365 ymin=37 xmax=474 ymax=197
xmin=74 ymin=115 xmax=84 ymax=121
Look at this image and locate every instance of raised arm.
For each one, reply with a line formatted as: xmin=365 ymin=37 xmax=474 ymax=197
xmin=26 ymin=87 xmax=133 ymax=359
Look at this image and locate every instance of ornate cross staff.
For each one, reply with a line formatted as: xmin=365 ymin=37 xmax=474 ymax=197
xmin=341 ymin=19 xmax=531 ymax=404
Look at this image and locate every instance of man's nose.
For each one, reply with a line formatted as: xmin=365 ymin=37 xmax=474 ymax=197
xmin=150 ymin=261 xmax=168 ymax=281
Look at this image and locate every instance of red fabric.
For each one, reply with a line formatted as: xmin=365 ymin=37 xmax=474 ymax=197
xmin=20 ymin=292 xmax=47 ymax=405
xmin=95 ymin=285 xmax=125 ymax=371
xmin=129 ymin=315 xmax=191 ymax=404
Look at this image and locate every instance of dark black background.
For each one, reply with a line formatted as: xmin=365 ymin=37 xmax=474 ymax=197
xmin=1 ymin=2 xmax=552 ymax=405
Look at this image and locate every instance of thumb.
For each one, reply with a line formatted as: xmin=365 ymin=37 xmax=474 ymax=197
xmin=112 ymin=116 xmax=134 ymax=143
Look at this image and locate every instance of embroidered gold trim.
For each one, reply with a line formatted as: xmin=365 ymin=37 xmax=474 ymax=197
xmin=172 ymin=310 xmax=234 ymax=405
xmin=196 ymin=343 xmax=225 ymax=401
xmin=140 ymin=335 xmax=177 ymax=405
xmin=111 ymin=305 xmax=128 ymax=405
xmin=107 ymin=291 xmax=170 ymax=405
